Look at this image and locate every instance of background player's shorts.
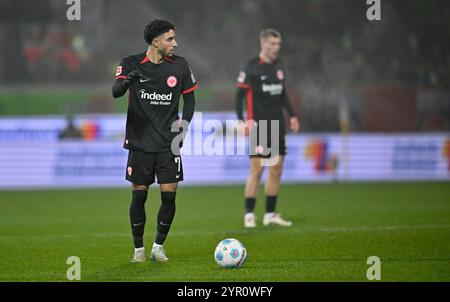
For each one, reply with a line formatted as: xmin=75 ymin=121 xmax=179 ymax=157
xmin=249 ymin=121 xmax=287 ymax=158
xmin=125 ymin=150 xmax=183 ymax=185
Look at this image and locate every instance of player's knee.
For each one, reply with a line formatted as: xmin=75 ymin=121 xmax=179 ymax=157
xmin=270 ymin=164 xmax=283 ymax=178
xmin=132 ymin=184 xmax=148 ymax=191
xmin=160 ymin=182 xmax=177 ymax=192
xmin=250 ymin=166 xmax=264 ymax=179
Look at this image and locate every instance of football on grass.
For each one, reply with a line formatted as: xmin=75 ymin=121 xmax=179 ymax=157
xmin=214 ymin=238 xmax=247 ymax=268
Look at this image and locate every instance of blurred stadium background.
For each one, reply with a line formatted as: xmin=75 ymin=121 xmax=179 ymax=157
xmin=1 ymin=0 xmax=449 ymax=120
xmin=0 ymin=0 xmax=449 ymax=281
xmin=0 ymin=0 xmax=449 ymax=187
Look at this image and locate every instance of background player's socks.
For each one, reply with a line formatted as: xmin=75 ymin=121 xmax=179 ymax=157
xmin=265 ymin=195 xmax=277 ymax=213
xmin=155 ymin=192 xmax=176 ymax=245
xmin=130 ymin=190 xmax=148 ymax=248
xmin=245 ymin=197 xmax=256 ymax=213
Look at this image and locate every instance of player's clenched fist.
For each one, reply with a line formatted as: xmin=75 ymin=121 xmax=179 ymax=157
xmin=125 ymin=70 xmax=143 ymax=85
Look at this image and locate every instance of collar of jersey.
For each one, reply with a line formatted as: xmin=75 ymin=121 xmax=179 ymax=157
xmin=258 ymin=56 xmax=278 ymax=65
xmin=140 ymin=55 xmax=173 ymax=65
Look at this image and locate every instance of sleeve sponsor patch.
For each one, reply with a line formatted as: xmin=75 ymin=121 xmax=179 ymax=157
xmin=237 ymin=71 xmax=246 ymax=83
xmin=115 ymin=66 xmax=123 ymax=76
xmin=189 ymin=67 xmax=196 ymax=84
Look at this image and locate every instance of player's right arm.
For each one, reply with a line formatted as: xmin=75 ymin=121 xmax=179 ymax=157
xmin=112 ymin=58 xmax=142 ymax=98
xmin=235 ymin=65 xmax=252 ymax=122
xmin=235 ymin=64 xmax=255 ymax=133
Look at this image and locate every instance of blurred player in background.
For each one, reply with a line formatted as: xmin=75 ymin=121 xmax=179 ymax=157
xmin=112 ymin=19 xmax=197 ymax=262
xmin=235 ymin=28 xmax=300 ymax=228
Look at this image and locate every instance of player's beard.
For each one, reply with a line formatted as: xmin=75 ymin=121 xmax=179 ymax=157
xmin=162 ymin=47 xmax=175 ymax=57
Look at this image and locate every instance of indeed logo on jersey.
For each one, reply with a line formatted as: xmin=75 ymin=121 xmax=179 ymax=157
xmin=139 ymin=89 xmax=172 ymax=105
xmin=262 ymin=83 xmax=283 ymax=95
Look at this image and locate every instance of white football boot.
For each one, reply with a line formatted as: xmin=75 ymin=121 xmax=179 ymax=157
xmin=131 ymin=247 xmax=146 ymax=263
xmin=263 ymin=213 xmax=293 ymax=226
xmin=151 ymin=243 xmax=169 ymax=262
xmin=244 ymin=212 xmax=256 ymax=228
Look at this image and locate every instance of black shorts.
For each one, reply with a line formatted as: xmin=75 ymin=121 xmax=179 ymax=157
xmin=249 ymin=121 xmax=287 ymax=158
xmin=125 ymin=150 xmax=183 ymax=185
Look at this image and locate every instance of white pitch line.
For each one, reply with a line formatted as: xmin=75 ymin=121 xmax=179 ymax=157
xmin=316 ymin=224 xmax=450 ymax=233
xmin=0 ymin=224 xmax=449 ymax=240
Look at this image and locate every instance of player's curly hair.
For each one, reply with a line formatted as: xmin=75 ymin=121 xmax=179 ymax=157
xmin=144 ymin=19 xmax=175 ymax=45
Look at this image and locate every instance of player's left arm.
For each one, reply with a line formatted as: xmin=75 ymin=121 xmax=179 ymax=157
xmin=181 ymin=92 xmax=196 ymax=124
xmin=282 ymin=82 xmax=300 ymax=133
xmin=279 ymin=61 xmax=300 ymax=133
xmin=180 ymin=62 xmax=198 ymax=124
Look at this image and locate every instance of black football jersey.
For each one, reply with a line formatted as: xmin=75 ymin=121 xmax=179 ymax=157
xmin=236 ymin=56 xmax=293 ymax=122
xmin=115 ymin=52 xmax=198 ymax=152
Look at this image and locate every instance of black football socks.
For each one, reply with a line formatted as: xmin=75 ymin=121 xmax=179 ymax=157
xmin=245 ymin=196 xmax=277 ymax=214
xmin=155 ymin=192 xmax=176 ymax=245
xmin=130 ymin=190 xmax=148 ymax=249
xmin=266 ymin=195 xmax=277 ymax=213
xmin=245 ymin=197 xmax=256 ymax=213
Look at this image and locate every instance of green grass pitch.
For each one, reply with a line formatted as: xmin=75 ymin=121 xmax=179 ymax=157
xmin=0 ymin=182 xmax=449 ymax=281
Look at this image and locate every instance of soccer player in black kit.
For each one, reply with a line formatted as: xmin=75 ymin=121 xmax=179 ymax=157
xmin=236 ymin=29 xmax=300 ymax=228
xmin=112 ymin=20 xmax=197 ymax=262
